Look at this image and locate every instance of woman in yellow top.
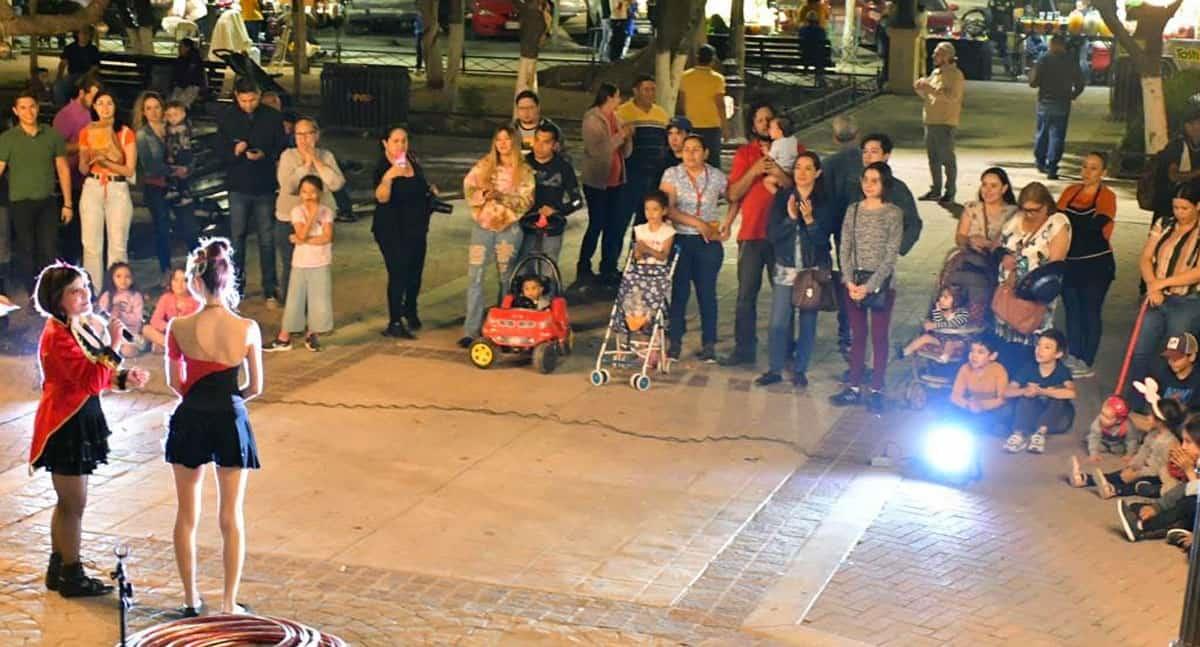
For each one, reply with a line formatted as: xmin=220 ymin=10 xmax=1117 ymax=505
xmin=459 ymin=125 xmax=534 ymax=347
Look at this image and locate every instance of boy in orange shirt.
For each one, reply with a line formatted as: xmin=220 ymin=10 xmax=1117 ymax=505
xmin=950 ymin=336 xmax=1009 ymax=435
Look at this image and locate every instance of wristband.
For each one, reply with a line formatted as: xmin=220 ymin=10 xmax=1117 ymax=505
xmin=116 ymin=369 xmax=129 ymax=392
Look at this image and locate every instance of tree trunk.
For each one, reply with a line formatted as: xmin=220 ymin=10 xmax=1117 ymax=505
xmin=27 ymin=0 xmax=37 ymax=77
xmin=841 ymin=0 xmax=857 ymax=60
xmin=515 ymin=0 xmax=547 ymax=101
xmin=293 ymin=0 xmax=308 ymax=100
xmin=1094 ymin=0 xmax=1182 ymax=154
xmin=729 ymin=0 xmax=744 ymax=77
xmin=445 ymin=0 xmax=464 ymax=100
xmin=0 ymin=0 xmax=112 ymax=36
xmin=420 ymin=0 xmax=445 ymax=88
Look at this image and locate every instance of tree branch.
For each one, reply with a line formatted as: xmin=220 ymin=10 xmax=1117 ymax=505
xmin=1092 ymin=0 xmax=1143 ymax=62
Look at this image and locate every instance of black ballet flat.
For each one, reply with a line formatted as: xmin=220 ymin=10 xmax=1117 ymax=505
xmin=176 ymin=601 xmax=205 ymax=618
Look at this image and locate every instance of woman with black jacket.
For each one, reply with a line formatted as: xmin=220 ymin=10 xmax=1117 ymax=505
xmin=373 ymin=126 xmax=436 ymax=339
xmin=758 ymin=151 xmax=833 ymax=388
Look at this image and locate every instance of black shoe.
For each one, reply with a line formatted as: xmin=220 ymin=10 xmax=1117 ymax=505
xmin=718 ymin=351 xmax=755 ymax=367
xmin=457 ymin=336 xmax=474 ymax=349
xmin=600 ymin=271 xmax=622 ymax=288
xmin=829 ymin=386 xmax=862 ymax=407
xmin=334 ymin=211 xmax=358 ymax=223
xmin=1117 ymin=499 xmax=1144 ymax=542
xmin=1168 ymin=529 xmax=1192 ymax=548
xmin=1046 ymin=170 xmax=1059 ymax=180
xmin=176 ymin=601 xmax=205 ymax=618
xmin=404 ymin=313 xmax=422 ymax=331
xmin=57 ymin=562 xmax=114 ymax=598
xmin=1036 ymin=163 xmax=1047 ymax=174
xmin=792 ymin=372 xmax=808 ymax=388
xmin=46 ymin=552 xmax=61 ymax=591
xmin=867 ymin=390 xmax=885 ymax=414
xmin=918 ymin=190 xmax=941 ymax=201
xmin=939 ymin=192 xmax=956 ymax=204
xmin=1134 ymin=481 xmax=1160 ymax=497
xmin=382 ymin=321 xmax=415 ymax=339
xmin=696 ymin=345 xmax=717 ymax=363
xmin=754 ymin=371 xmax=782 ymax=386
xmin=667 ymin=345 xmax=681 ymax=360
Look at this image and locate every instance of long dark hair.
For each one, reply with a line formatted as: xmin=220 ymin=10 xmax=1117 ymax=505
xmin=34 ymin=262 xmax=87 ymax=322
xmin=978 ymin=166 xmax=1016 ymax=205
xmin=89 ymin=88 xmax=128 ymax=132
xmin=862 ymin=161 xmax=895 ymax=199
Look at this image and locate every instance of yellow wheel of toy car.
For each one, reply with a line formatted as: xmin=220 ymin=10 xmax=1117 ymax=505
xmin=469 ymin=340 xmax=496 ymax=369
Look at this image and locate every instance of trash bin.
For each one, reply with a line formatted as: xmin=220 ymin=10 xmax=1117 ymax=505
xmin=320 ymin=64 xmax=410 ymax=130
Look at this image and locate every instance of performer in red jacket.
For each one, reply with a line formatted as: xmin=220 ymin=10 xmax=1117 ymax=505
xmin=30 ymin=262 xmax=149 ymax=597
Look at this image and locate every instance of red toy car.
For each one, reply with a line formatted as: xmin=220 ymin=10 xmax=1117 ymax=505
xmin=468 ymin=246 xmax=574 ymax=373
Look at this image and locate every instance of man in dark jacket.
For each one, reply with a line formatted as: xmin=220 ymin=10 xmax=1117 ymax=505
xmin=521 ymin=123 xmax=582 ymax=266
xmin=1029 ymin=34 xmax=1086 ymax=179
xmin=822 ymin=114 xmax=861 ymax=355
xmin=217 ymin=77 xmax=288 ymax=304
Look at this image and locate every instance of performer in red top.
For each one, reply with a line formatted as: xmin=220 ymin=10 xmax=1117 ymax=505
xmin=30 ymin=262 xmax=149 ymax=597
xmin=164 ymin=238 xmax=264 ymax=617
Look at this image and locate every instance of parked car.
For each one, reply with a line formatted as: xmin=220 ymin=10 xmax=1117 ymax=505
xmin=469 ymin=0 xmax=586 ymax=38
xmin=858 ymin=0 xmax=957 ymax=49
xmin=347 ymin=0 xmax=420 ymax=31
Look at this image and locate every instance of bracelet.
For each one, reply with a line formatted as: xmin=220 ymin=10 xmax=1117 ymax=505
xmin=116 ymin=369 xmax=129 ymax=391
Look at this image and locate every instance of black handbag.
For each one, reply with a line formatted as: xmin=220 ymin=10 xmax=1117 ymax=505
xmin=850 ymin=205 xmax=893 ymax=311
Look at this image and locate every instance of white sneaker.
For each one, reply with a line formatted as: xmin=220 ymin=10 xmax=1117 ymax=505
xmin=1066 ymin=356 xmax=1095 ymax=378
xmin=1027 ymin=431 xmax=1047 ymax=454
xmin=1094 ymin=468 xmax=1117 ymax=499
xmin=1004 ymin=432 xmax=1027 ymax=453
xmin=1069 ymin=456 xmax=1086 ymax=487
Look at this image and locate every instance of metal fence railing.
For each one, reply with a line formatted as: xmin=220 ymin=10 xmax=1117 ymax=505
xmin=782 ymin=73 xmax=881 ymax=126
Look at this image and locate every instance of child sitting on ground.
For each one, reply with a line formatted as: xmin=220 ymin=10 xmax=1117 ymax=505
xmin=1004 ymin=329 xmax=1076 ymax=455
xmin=901 ymin=284 xmax=970 ymax=361
xmin=949 ymin=335 xmax=1009 ymax=435
xmin=764 ymin=116 xmax=800 ymax=195
xmin=164 ymin=100 xmax=194 ymax=206
xmin=97 ymin=262 xmax=146 ymax=357
xmin=514 ymin=276 xmax=551 ymax=310
xmin=265 ymin=174 xmax=335 ymax=353
xmin=142 ymin=265 xmax=200 ymax=351
xmin=1118 ymin=413 xmax=1200 ymax=544
xmin=1070 ymin=383 xmax=1185 ymax=498
xmin=1080 ymin=395 xmax=1137 ymax=463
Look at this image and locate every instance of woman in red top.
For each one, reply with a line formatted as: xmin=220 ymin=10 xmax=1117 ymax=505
xmin=29 ymin=262 xmax=149 ymax=597
xmin=164 ymin=238 xmax=264 ymax=617
xmin=1058 ymin=151 xmax=1118 ymax=378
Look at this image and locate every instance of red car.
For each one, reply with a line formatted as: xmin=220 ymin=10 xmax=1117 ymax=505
xmin=468 ymin=0 xmax=586 ymax=38
xmin=858 ymin=0 xmax=957 ymax=49
xmin=468 ymin=252 xmax=573 ymax=373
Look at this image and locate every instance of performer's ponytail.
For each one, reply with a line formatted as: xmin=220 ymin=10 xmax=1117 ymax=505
xmin=187 ymin=237 xmax=238 ymax=307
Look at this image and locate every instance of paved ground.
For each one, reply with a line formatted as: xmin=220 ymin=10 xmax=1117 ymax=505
xmin=0 ymin=80 xmax=1189 ymax=646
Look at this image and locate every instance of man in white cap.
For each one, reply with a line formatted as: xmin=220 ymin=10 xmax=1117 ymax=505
xmin=914 ymin=41 xmax=964 ymax=203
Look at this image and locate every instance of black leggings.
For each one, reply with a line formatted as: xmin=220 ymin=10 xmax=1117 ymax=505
xmin=1012 ymin=397 xmax=1075 ymax=435
xmin=1061 ymin=273 xmax=1112 ymax=366
xmin=1085 ymin=471 xmax=1162 ymax=497
xmin=1145 ymin=495 xmax=1198 ymax=533
xmin=376 ymin=230 xmax=427 ymax=324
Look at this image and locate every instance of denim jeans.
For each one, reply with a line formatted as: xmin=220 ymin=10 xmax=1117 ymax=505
xmin=1125 ymin=295 xmax=1200 ymax=407
xmin=1061 ymin=273 xmax=1112 ymax=366
xmin=228 ymin=191 xmax=278 ymax=298
xmin=767 ymin=283 xmax=819 ymax=375
xmin=669 ymin=234 xmax=723 ymax=349
xmin=144 ymin=184 xmax=198 ymax=272
xmin=80 ymin=178 xmax=133 ymax=286
xmin=580 ymin=184 xmax=625 ymax=277
xmin=1033 ymin=101 xmax=1070 ymax=173
xmin=518 ymin=232 xmax=563 ymax=267
xmin=464 ymin=223 xmax=524 ymax=337
xmin=1012 ymin=397 xmax=1076 ymax=435
xmin=733 ymin=239 xmax=774 ymax=357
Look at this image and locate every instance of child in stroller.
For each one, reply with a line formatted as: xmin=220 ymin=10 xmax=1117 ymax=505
xmin=591 ymin=191 xmax=677 ymax=390
xmin=903 ymin=248 xmax=996 ymax=408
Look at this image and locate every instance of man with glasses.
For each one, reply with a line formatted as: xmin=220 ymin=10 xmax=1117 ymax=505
xmin=513 ymin=90 xmax=561 ymax=153
xmin=274 ymin=117 xmax=346 ymax=298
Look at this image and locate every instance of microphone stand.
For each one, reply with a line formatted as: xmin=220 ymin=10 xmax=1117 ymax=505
xmin=111 ymin=544 xmax=133 ymax=647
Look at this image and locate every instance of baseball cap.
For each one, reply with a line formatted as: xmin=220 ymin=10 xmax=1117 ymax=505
xmin=1162 ymin=333 xmax=1199 ymax=360
xmin=667 ymin=116 xmax=692 ymax=134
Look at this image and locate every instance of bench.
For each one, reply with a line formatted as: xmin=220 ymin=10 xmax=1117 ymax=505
xmin=709 ymin=33 xmax=836 ymax=86
xmin=95 ymin=53 xmax=226 ymax=109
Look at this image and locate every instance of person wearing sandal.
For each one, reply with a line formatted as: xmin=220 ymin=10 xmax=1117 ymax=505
xmin=164 ymin=238 xmax=264 ymax=616
xmin=29 ymin=262 xmax=150 ymax=598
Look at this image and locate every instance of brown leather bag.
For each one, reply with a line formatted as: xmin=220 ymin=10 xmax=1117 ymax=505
xmin=991 ymin=273 xmax=1046 ymax=335
xmin=793 ymin=268 xmax=835 ymax=312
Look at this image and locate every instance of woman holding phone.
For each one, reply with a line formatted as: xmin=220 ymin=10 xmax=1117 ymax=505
xmin=373 ymin=126 xmax=437 ymax=339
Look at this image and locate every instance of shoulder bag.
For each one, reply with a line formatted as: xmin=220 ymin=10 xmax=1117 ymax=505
xmin=792 ymin=198 xmax=835 ymax=311
xmin=850 ymin=204 xmax=892 ymax=311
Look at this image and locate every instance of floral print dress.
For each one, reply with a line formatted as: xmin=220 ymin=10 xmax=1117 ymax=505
xmin=994 ymin=212 xmax=1071 ymax=345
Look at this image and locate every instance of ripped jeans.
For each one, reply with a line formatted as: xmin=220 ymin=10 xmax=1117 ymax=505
xmin=464 ymin=222 xmax=525 ymax=338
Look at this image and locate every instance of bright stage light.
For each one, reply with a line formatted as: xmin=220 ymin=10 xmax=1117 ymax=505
xmin=921 ymin=424 xmax=977 ymax=480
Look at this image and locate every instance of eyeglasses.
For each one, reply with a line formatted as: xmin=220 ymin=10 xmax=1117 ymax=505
xmin=294 ymin=131 xmax=317 ymax=137
xmin=1022 ymin=205 xmax=1047 ymax=215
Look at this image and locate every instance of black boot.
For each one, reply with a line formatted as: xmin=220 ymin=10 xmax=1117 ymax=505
xmin=45 ymin=552 xmax=62 ymax=591
xmin=404 ymin=312 xmax=422 ymax=332
xmin=57 ymin=561 xmax=114 ymax=598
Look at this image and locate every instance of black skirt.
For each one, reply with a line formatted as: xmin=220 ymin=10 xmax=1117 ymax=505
xmin=165 ymin=401 xmax=261 ymax=470
xmin=33 ymin=396 xmax=111 ymax=476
